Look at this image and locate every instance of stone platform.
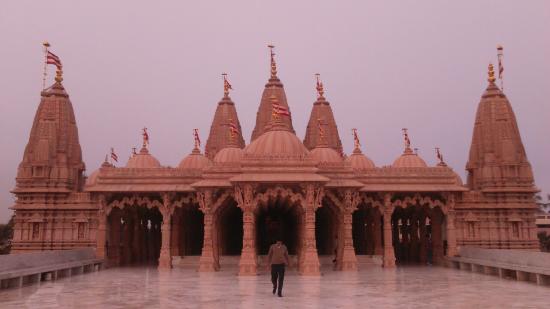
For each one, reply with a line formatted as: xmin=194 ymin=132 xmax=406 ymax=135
xmin=0 ymin=264 xmax=548 ymax=308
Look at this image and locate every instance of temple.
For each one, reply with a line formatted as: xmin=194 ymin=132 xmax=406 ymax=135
xmin=10 ymin=50 xmax=539 ymax=275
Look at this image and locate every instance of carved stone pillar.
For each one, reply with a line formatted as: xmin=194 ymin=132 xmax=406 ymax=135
xmin=158 ymin=193 xmax=174 ymax=269
xmin=235 ymin=184 xmax=257 ymax=276
xmin=446 ymin=210 xmax=458 ymax=257
xmin=373 ymin=209 xmax=383 ymax=255
xmin=432 ymin=213 xmax=444 ymax=263
xmin=239 ymin=206 xmax=257 ymax=275
xmin=382 ymin=193 xmax=396 ymax=268
xmin=95 ymin=196 xmax=108 ymax=260
xmin=340 ymin=189 xmax=358 ymax=271
xmin=197 ymin=190 xmax=217 ymax=272
xmin=300 ymin=184 xmax=323 ymax=276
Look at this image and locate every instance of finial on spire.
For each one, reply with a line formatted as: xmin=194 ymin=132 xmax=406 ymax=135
xmin=315 ymin=73 xmax=325 ymax=99
xmin=488 ymin=63 xmax=496 ymax=83
xmin=435 ymin=147 xmax=446 ymax=166
xmin=193 ymin=129 xmax=201 ymax=150
xmin=402 ymin=128 xmax=411 ymax=151
xmin=352 ymin=128 xmax=361 ymax=150
xmin=142 ymin=127 xmax=149 ymax=148
xmin=132 ymin=147 xmax=137 ymax=156
xmin=268 ymin=44 xmax=277 ymax=78
xmin=222 ymin=73 xmax=232 ymax=98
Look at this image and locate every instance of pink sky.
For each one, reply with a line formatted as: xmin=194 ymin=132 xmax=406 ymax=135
xmin=1 ymin=1 xmax=549 ymax=222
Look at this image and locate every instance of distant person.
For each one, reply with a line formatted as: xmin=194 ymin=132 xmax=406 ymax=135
xmin=267 ymin=238 xmax=289 ymax=297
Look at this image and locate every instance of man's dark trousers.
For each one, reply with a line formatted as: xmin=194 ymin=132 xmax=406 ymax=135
xmin=271 ymin=263 xmax=285 ymax=295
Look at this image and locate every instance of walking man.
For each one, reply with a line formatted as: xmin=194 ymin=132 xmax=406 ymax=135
xmin=267 ymin=238 xmax=289 ymax=297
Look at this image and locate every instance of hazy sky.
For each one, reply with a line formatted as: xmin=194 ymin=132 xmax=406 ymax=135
xmin=1 ymin=1 xmax=549 ymax=223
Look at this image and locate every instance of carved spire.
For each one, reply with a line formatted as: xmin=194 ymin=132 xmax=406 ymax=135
xmin=205 ymin=75 xmax=245 ymax=159
xmin=303 ymin=74 xmax=343 ymax=154
xmin=16 ymin=72 xmax=85 ymax=192
xmin=465 ymin=64 xmax=535 ymax=191
xmin=251 ymin=45 xmax=295 ymax=141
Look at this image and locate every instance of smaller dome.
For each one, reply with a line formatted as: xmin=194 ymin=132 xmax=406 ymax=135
xmin=244 ymin=129 xmax=309 ymax=158
xmin=392 ymin=148 xmax=427 ymax=168
xmin=310 ymin=146 xmax=342 ymax=163
xmin=346 ymin=148 xmax=375 ymax=169
xmin=126 ymin=147 xmax=161 ymax=168
xmin=85 ymin=169 xmax=100 ymax=186
xmin=178 ymin=148 xmax=211 ymax=169
xmin=213 ymin=147 xmax=243 ymax=164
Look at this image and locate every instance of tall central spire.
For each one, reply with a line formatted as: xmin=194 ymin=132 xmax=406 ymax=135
xmin=251 ymin=45 xmax=295 ymax=141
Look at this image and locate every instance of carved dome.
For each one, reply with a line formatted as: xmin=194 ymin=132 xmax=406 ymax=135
xmin=392 ymin=148 xmax=427 ymax=168
xmin=85 ymin=170 xmax=100 ymax=186
xmin=244 ymin=125 xmax=309 ymax=158
xmin=126 ymin=147 xmax=161 ymax=168
xmin=178 ymin=147 xmax=211 ymax=169
xmin=213 ymin=146 xmax=243 ymax=164
xmin=346 ymin=148 xmax=375 ymax=169
xmin=310 ymin=145 xmax=342 ymax=163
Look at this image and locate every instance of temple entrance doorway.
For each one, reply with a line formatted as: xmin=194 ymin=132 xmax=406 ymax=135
xmin=216 ymin=200 xmax=243 ymax=256
xmin=315 ymin=203 xmax=339 ymax=257
xmin=391 ymin=205 xmax=445 ymax=265
xmin=107 ymin=206 xmax=162 ymax=266
xmin=352 ymin=204 xmax=382 ymax=256
xmin=171 ymin=205 xmax=204 ymax=257
xmin=255 ymin=199 xmax=300 ymax=257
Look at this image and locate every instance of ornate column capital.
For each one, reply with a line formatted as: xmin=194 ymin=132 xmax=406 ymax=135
xmin=160 ymin=192 xmax=175 ymax=217
xmin=343 ymin=189 xmax=360 ymax=214
xmin=196 ymin=189 xmax=214 ymax=214
xmin=383 ymin=192 xmax=394 ymax=215
xmin=304 ymin=183 xmax=324 ymax=211
xmin=234 ymin=184 xmax=256 ymax=212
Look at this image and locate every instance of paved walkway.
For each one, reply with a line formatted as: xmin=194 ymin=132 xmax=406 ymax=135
xmin=0 ymin=265 xmax=547 ymax=308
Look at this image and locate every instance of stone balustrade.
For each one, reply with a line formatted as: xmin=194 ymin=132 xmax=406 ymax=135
xmin=448 ymin=247 xmax=550 ymax=286
xmin=0 ymin=248 xmax=103 ymax=289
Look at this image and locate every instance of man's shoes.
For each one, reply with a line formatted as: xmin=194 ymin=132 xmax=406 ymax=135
xmin=273 ymin=286 xmax=276 ymax=295
xmin=278 ymin=293 xmax=282 ymax=297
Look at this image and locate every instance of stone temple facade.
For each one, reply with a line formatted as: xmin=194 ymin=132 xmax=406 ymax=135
xmin=10 ymin=50 xmax=539 ymax=276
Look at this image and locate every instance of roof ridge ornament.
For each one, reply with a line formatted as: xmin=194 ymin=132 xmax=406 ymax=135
xmin=435 ymin=147 xmax=447 ymax=166
xmin=352 ymin=128 xmax=362 ymax=152
xmin=402 ymin=128 xmax=413 ymax=154
xmin=222 ymin=73 xmax=232 ymax=98
xmin=268 ymin=44 xmax=277 ymax=79
xmin=141 ymin=127 xmax=150 ymax=150
xmin=315 ymin=73 xmax=325 ymax=99
xmin=193 ymin=128 xmax=201 ymax=153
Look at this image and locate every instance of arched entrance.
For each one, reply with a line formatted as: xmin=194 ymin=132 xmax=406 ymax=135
xmin=352 ymin=204 xmax=382 ymax=255
xmin=171 ymin=205 xmax=204 ymax=257
xmin=315 ymin=200 xmax=340 ymax=267
xmin=107 ymin=205 xmax=162 ymax=266
xmin=255 ymin=197 xmax=301 ymax=268
xmin=216 ymin=200 xmax=243 ymax=256
xmin=391 ymin=205 xmax=445 ymax=265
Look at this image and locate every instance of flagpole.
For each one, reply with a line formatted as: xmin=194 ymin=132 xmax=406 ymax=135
xmin=42 ymin=41 xmax=50 ymax=90
xmin=497 ymin=45 xmax=504 ymax=91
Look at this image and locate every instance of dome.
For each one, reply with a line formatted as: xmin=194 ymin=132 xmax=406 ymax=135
xmin=346 ymin=148 xmax=375 ymax=169
xmin=310 ymin=146 xmax=342 ymax=163
xmin=178 ymin=148 xmax=211 ymax=169
xmin=244 ymin=128 xmax=309 ymax=158
xmin=213 ymin=146 xmax=243 ymax=164
xmin=85 ymin=169 xmax=100 ymax=186
xmin=126 ymin=147 xmax=161 ymax=168
xmin=392 ymin=148 xmax=427 ymax=168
